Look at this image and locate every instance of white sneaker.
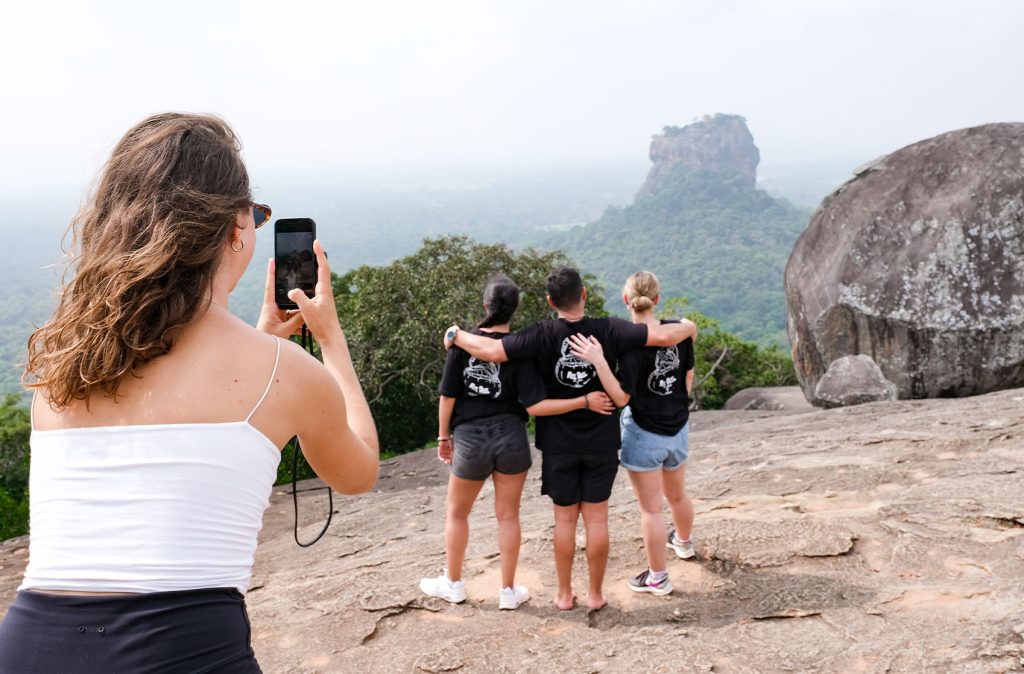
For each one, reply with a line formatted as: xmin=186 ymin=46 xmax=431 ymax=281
xmin=498 ymin=585 xmax=530 ymax=610
xmin=667 ymin=529 xmax=696 ymax=559
xmin=420 ymin=570 xmax=467 ymax=603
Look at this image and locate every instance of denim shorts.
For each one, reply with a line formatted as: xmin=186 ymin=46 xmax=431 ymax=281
xmin=619 ymin=406 xmax=689 ymax=473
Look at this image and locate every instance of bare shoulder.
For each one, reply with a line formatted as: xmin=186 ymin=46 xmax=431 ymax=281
xmin=274 ymin=338 xmax=333 ymax=386
xmin=265 ymin=338 xmax=341 ymax=413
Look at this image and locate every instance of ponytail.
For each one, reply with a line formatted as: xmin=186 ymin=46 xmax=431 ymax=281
xmin=477 ymin=275 xmax=520 ymax=329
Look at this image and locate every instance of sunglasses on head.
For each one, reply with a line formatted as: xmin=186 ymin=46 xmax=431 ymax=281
xmin=252 ymin=203 xmax=272 ymax=229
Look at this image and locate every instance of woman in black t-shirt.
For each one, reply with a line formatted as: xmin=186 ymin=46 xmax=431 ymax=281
xmin=569 ymin=271 xmax=695 ymax=597
xmin=420 ymin=276 xmax=615 ymax=610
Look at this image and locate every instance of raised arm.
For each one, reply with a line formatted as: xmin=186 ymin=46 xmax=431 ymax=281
xmin=646 ymin=319 xmax=698 ymax=348
xmin=444 ymin=325 xmax=509 ymax=363
xmin=279 ymin=240 xmax=379 ymax=495
xmin=568 ymin=334 xmax=631 ymax=407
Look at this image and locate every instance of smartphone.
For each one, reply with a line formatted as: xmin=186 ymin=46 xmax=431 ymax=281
xmin=274 ymin=218 xmax=318 ymax=310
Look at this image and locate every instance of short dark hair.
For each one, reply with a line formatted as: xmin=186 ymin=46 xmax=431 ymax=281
xmin=546 ymin=267 xmax=584 ymax=310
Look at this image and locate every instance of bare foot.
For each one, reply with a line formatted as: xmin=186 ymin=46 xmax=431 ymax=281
xmin=554 ymin=594 xmax=576 ymax=610
xmin=586 ymin=593 xmax=607 ymax=610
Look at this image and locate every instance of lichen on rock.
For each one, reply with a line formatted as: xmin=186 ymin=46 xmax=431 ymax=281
xmin=785 ymin=123 xmax=1024 ymax=404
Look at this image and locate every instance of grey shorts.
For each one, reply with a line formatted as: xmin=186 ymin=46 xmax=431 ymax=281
xmin=451 ymin=413 xmax=531 ymax=481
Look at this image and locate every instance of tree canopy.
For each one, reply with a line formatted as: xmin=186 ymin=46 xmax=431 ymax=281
xmin=544 ymin=165 xmax=811 ymax=345
xmin=0 ymin=394 xmax=30 ymax=540
xmin=333 ymin=235 xmax=605 ymax=453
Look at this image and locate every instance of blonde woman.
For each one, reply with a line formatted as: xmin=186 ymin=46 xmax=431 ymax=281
xmin=569 ymin=271 xmax=695 ymax=595
xmin=0 ymin=113 xmax=379 ymax=671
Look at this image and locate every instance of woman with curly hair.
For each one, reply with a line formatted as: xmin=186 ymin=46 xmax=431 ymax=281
xmin=0 ymin=113 xmax=379 ymax=671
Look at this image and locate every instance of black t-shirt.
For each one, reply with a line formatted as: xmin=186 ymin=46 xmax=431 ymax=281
xmin=617 ymin=321 xmax=695 ymax=436
xmin=501 ymin=317 xmax=649 ymax=454
xmin=439 ymin=329 xmax=547 ymax=429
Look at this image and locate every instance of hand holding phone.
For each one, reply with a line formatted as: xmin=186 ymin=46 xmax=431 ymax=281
xmin=274 ymin=218 xmax=318 ymax=310
xmin=256 ymin=257 xmax=306 ymax=338
xmin=285 ymin=239 xmax=343 ymax=346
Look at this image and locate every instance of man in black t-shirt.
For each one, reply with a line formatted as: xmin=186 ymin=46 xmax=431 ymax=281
xmin=444 ymin=268 xmax=697 ymax=611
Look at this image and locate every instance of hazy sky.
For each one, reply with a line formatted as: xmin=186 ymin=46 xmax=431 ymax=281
xmin=2 ymin=0 xmax=1021 ymax=197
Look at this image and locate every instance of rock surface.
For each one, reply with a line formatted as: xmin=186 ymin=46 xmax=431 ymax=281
xmin=723 ymin=386 xmax=816 ymax=411
xmin=814 ymin=354 xmax=898 ymax=408
xmin=640 ymin=113 xmax=760 ymax=195
xmin=3 ymin=390 xmax=1024 ymax=672
xmin=785 ymin=123 xmax=1024 ymax=404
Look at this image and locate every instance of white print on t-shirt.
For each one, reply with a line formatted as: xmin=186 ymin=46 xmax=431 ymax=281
xmin=554 ymin=337 xmax=596 ymax=389
xmin=647 ymin=346 xmax=680 ymax=396
xmin=464 ymin=357 xmax=502 ymax=398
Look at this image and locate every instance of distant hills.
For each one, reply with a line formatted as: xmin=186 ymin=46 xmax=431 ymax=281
xmin=0 ymin=128 xmax=827 ymax=395
xmin=543 ymin=114 xmax=811 ymax=344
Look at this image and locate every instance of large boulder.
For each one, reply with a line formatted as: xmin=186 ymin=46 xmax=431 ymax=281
xmin=813 ymin=355 xmax=897 ymax=408
xmin=785 ymin=123 xmax=1024 ymax=404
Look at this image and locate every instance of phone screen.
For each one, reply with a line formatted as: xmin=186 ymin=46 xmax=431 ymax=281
xmin=275 ymin=219 xmax=317 ymax=309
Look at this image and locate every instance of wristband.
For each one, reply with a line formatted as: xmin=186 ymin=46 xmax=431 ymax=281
xmin=438 ymin=436 xmax=451 ymax=441
xmin=582 ymin=394 xmax=589 ymax=411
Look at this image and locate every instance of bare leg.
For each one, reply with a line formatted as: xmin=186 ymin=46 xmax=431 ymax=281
xmin=445 ymin=474 xmax=485 ymax=582
xmin=627 ymin=469 xmax=668 ymax=572
xmin=662 ymin=464 xmax=693 ymax=541
xmin=580 ymin=500 xmax=610 ymax=609
xmin=492 ymin=470 xmax=528 ymax=588
xmin=552 ymin=503 xmax=580 ymax=609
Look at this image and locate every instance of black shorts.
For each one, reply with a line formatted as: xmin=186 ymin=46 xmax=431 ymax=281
xmin=540 ymin=452 xmax=619 ymax=506
xmin=452 ymin=413 xmax=532 ymax=481
xmin=0 ymin=587 xmax=260 ymax=673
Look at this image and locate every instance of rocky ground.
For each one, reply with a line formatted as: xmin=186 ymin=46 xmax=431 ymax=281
xmin=2 ymin=389 xmax=1023 ymax=673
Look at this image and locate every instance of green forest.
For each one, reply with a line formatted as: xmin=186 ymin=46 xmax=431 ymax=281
xmin=546 ymin=164 xmax=811 ymax=345
xmin=0 ymin=235 xmax=798 ymax=540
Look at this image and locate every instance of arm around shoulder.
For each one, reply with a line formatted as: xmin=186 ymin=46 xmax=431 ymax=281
xmin=646 ymin=319 xmax=698 ymax=347
xmin=453 ymin=330 xmax=509 ymax=363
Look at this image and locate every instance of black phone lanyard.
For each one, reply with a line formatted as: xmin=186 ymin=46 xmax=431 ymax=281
xmin=292 ymin=323 xmax=333 ymax=547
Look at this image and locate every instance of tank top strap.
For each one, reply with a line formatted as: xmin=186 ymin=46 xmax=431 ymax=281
xmin=246 ymin=337 xmax=282 ymax=423
xmin=30 ymin=389 xmax=37 ymax=432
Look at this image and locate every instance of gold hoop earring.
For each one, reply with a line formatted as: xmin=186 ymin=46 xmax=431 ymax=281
xmin=231 ymin=239 xmax=245 ymax=252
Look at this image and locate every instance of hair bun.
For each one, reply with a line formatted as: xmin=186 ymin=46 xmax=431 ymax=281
xmin=631 ymin=296 xmax=655 ymax=312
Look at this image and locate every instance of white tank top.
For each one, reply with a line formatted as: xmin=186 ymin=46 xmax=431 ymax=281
xmin=20 ymin=338 xmax=284 ymax=595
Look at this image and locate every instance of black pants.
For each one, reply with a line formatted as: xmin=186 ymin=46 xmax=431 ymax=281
xmin=0 ymin=587 xmax=261 ymax=673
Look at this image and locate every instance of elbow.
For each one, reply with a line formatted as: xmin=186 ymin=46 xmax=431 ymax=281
xmin=337 ymin=458 xmax=379 ymax=495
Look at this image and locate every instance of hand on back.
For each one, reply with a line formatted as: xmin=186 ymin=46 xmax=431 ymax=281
xmin=585 ymin=391 xmax=616 ymax=415
xmin=569 ymin=334 xmax=607 ymax=366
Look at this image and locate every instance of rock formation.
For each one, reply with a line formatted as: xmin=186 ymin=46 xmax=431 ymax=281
xmin=3 ymin=389 xmax=1023 ymax=672
xmin=639 ymin=113 xmax=760 ymax=196
xmin=786 ymin=123 xmax=1024 ymax=404
xmin=813 ymin=355 xmax=898 ymax=408
xmin=723 ymin=386 xmax=814 ymax=412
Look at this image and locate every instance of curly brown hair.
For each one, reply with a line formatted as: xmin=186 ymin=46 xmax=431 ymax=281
xmin=25 ymin=112 xmax=253 ymax=407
